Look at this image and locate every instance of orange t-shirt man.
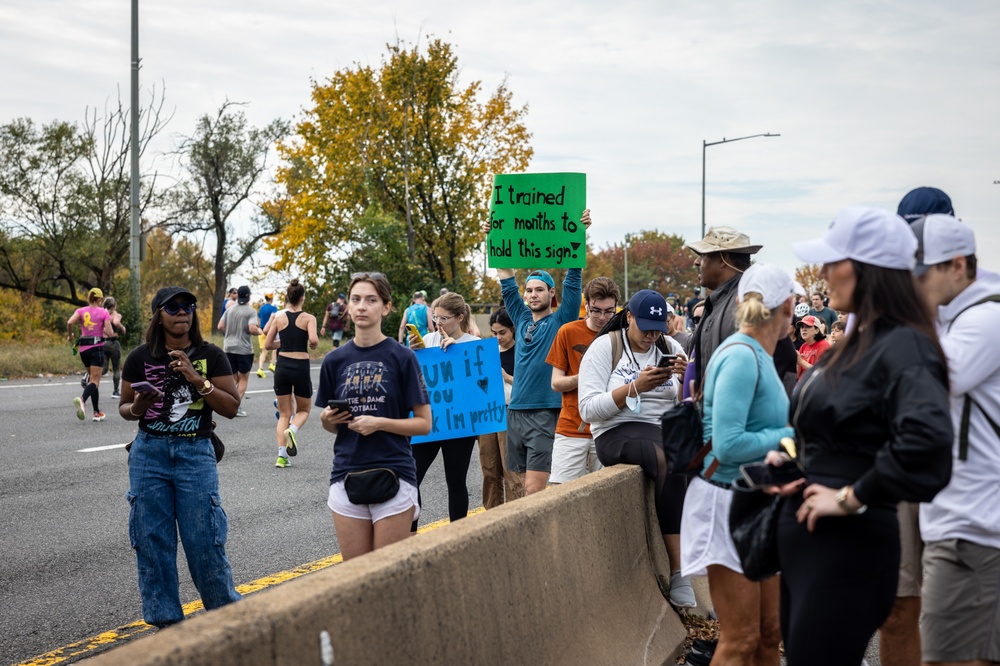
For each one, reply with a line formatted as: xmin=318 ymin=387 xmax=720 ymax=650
xmin=546 ymin=319 xmax=599 ymax=437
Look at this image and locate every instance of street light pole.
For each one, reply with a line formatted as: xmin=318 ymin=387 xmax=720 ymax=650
xmin=701 ymin=133 xmax=780 ymax=240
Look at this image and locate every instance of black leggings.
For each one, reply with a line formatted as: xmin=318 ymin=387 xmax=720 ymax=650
xmin=102 ymin=340 xmax=121 ymax=391
xmin=410 ymin=436 xmax=476 ymax=531
xmin=777 ymin=475 xmax=899 ymax=666
xmin=594 ymin=422 xmax=687 ymax=534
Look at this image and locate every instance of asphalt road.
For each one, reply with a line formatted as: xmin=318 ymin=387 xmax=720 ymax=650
xmin=0 ymin=367 xmax=482 ymax=665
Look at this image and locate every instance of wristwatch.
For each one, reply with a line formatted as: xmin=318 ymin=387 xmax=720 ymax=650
xmin=199 ymin=379 xmax=212 ymax=393
xmin=835 ymin=486 xmax=868 ymax=515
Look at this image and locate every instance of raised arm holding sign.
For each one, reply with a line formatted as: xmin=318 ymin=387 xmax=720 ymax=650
xmin=481 ymin=182 xmax=591 ymax=496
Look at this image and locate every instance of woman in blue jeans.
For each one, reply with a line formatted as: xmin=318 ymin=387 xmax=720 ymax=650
xmin=119 ymin=286 xmax=242 ymax=627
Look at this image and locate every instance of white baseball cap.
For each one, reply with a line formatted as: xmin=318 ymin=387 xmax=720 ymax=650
xmin=911 ymin=214 xmax=976 ymax=277
xmin=738 ymin=263 xmax=801 ymax=309
xmin=793 ymin=206 xmax=917 ymax=271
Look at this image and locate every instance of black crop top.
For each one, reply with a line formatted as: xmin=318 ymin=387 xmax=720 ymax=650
xmin=279 ymin=312 xmax=310 ymax=353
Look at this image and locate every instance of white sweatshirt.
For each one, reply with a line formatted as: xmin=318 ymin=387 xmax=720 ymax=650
xmin=577 ymin=331 xmax=683 ymax=439
xmin=920 ymin=271 xmax=1000 ymax=548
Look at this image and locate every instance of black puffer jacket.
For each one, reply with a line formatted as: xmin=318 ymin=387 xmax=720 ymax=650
xmin=791 ymin=320 xmax=953 ymax=505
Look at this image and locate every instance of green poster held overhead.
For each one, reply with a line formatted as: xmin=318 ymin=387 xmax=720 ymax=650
xmin=487 ymin=172 xmax=586 ymax=269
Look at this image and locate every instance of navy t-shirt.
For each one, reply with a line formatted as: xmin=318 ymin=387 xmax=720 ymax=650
xmin=315 ymin=337 xmax=429 ymax=486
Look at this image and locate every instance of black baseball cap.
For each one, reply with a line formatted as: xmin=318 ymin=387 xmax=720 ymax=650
xmin=151 ymin=286 xmax=196 ymax=314
xmin=237 ymin=285 xmax=251 ymax=304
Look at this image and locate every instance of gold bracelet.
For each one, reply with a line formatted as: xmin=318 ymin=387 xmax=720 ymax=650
xmin=198 ymin=383 xmax=215 ymax=396
xmin=128 ymin=403 xmax=142 ymax=417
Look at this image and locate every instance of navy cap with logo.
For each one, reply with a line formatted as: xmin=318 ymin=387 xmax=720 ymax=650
xmin=627 ymin=289 xmax=671 ymax=333
xmin=151 ymin=286 xmax=196 ymax=314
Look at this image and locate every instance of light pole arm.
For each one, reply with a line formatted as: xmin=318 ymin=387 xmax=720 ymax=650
xmin=700 ymin=132 xmax=780 ymax=239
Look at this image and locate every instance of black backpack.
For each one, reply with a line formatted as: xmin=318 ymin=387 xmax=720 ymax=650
xmin=660 ymin=342 xmax=760 ymax=478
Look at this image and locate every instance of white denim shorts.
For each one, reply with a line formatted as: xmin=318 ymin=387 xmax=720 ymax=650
xmin=549 ymin=433 xmax=602 ymax=484
xmin=327 ymin=478 xmax=420 ymax=523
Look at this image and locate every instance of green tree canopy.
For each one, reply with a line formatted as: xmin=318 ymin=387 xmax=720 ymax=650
xmin=165 ymin=101 xmax=289 ymax=327
xmin=0 ymin=92 xmax=169 ymax=306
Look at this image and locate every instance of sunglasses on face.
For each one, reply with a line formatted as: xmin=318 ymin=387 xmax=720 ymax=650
xmin=350 ymin=272 xmax=386 ymax=281
xmin=162 ymin=301 xmax=197 ymax=316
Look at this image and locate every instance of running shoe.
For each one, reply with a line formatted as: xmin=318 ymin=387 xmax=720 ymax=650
xmin=236 ymin=408 xmax=248 ymax=417
xmin=268 ymin=363 xmax=276 ymax=372
xmin=284 ymin=428 xmax=298 ymax=457
xmin=73 ymin=397 xmax=85 ymax=420
xmin=112 ymin=390 xmax=121 ymax=398
xmin=669 ymin=571 xmax=697 ymax=608
xmin=92 ymin=411 xmax=106 ymax=422
xmin=80 ymin=375 xmax=88 ymax=388
xmin=256 ymin=368 xmax=266 ymax=378
xmin=275 ymin=456 xmax=290 ymax=468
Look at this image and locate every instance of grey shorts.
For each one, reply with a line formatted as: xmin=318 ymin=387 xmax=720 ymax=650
xmin=896 ymin=501 xmax=923 ymax=597
xmin=505 ymin=408 xmax=559 ymax=474
xmin=921 ymin=538 xmax=1000 ymax=662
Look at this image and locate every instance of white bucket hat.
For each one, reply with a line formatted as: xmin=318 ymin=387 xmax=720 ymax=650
xmin=793 ymin=206 xmax=917 ymax=271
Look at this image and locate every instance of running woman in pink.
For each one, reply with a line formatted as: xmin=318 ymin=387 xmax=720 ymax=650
xmin=67 ymin=287 xmax=113 ymax=421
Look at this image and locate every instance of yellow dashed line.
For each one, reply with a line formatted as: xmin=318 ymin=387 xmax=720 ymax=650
xmin=16 ymin=509 xmax=483 ymax=665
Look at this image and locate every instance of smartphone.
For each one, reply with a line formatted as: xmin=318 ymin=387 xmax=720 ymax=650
xmin=656 ymin=355 xmax=678 ymax=368
xmin=327 ymin=399 xmax=353 ymax=416
xmin=130 ymin=381 xmax=163 ymax=397
xmin=739 ymin=460 xmax=806 ymax=489
xmin=405 ymin=324 xmax=424 ymax=346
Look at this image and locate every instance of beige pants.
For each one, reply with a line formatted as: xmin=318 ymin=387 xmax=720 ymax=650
xmin=478 ymin=431 xmax=523 ymax=508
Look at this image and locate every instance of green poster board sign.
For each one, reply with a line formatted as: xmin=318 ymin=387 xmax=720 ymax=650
xmin=487 ymin=172 xmax=586 ymax=269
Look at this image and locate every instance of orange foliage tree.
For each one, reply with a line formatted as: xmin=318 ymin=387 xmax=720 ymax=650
xmin=268 ymin=37 xmax=533 ymax=300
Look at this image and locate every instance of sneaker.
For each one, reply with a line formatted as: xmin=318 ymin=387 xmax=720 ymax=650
xmin=256 ymin=368 xmax=266 ymax=378
xmin=275 ymin=456 xmax=290 ymax=468
xmin=80 ymin=375 xmax=88 ymax=388
xmin=684 ymin=649 xmax=712 ymax=666
xmin=268 ymin=363 xmax=276 ymax=372
xmin=73 ymin=397 xmax=85 ymax=420
xmin=284 ymin=428 xmax=298 ymax=457
xmin=669 ymin=571 xmax=697 ymax=608
xmin=236 ymin=408 xmax=248 ymax=417
xmin=112 ymin=390 xmax=121 ymax=399
xmin=92 ymin=411 xmax=106 ymax=422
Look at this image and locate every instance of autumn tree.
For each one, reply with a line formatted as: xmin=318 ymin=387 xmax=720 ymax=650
xmin=0 ymin=91 xmax=169 ymax=305
xmin=586 ymin=230 xmax=699 ymax=304
xmin=269 ymin=37 xmax=533 ymax=298
xmin=166 ymin=101 xmax=289 ymax=327
xmin=794 ymin=264 xmax=825 ymax=299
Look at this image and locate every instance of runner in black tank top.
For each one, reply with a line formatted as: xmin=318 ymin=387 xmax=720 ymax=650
xmin=264 ymin=280 xmax=319 ymax=468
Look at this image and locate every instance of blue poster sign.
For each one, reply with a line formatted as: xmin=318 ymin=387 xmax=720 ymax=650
xmin=411 ymin=337 xmax=507 ymax=444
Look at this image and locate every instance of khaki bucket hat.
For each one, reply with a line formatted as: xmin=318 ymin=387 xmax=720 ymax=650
xmin=686 ymin=226 xmax=762 ymax=255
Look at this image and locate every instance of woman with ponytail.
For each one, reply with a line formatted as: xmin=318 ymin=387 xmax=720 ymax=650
xmin=679 ymin=263 xmax=797 ymax=665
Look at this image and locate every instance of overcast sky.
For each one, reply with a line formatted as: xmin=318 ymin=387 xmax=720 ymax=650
xmin=2 ymin=0 xmax=998 ymax=286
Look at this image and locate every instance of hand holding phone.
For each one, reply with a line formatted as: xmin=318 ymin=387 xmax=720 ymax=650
xmin=739 ymin=460 xmax=806 ymax=489
xmin=656 ymin=355 xmax=678 ymax=369
xmin=406 ymin=324 xmax=424 ymax=347
xmin=131 ymin=381 xmax=164 ymax=397
xmin=327 ymin=399 xmax=353 ymax=418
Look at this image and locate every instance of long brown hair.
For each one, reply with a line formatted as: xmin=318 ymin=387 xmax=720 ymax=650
xmin=820 ymin=261 xmax=945 ymax=377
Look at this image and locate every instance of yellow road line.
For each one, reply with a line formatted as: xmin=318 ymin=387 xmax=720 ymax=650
xmin=16 ymin=508 xmax=484 ymax=666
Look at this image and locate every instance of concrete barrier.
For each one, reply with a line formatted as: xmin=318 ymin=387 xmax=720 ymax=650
xmin=86 ymin=466 xmax=689 ymax=665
